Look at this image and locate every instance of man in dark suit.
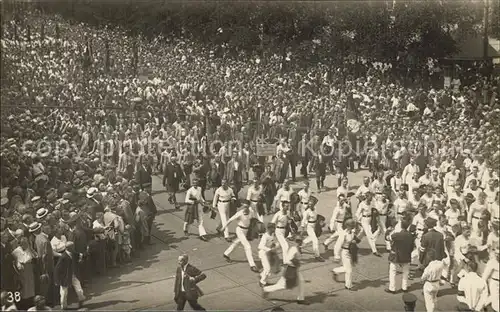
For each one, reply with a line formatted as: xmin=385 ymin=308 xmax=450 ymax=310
xmin=135 ymin=156 xmax=153 ymax=194
xmin=225 ymin=151 xmax=243 ymax=195
xmin=386 ymin=219 xmax=415 ymax=294
xmin=174 ymin=254 xmax=206 ymax=311
xmin=34 ymin=224 xmax=55 ymax=306
xmin=163 ymin=155 xmax=184 ymax=210
xmin=419 ymin=218 xmax=446 ymax=268
xmin=54 ymin=242 xmax=86 ymax=310
xmin=66 ymin=217 xmax=89 ymax=283
xmin=298 ymin=134 xmax=312 ymax=179
xmin=1 ymin=230 xmax=18 ymax=293
xmin=210 ymin=155 xmax=225 ymax=189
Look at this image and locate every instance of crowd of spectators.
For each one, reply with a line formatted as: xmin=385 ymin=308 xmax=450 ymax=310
xmin=0 ymin=11 xmax=499 ymax=310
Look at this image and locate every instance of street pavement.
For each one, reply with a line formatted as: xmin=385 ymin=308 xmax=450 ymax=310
xmin=82 ymin=169 xmax=461 ymax=311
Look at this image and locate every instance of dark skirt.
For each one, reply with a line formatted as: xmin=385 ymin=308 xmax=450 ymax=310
xmin=166 ymin=182 xmax=179 ymax=193
xmin=184 ymin=204 xmax=199 ymax=225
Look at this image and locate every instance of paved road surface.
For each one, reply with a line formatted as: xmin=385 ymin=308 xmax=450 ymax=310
xmin=81 ymin=170 xmax=460 ymax=311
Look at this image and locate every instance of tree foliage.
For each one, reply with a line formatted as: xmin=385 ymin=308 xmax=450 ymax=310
xmin=13 ymin=0 xmax=484 ymax=63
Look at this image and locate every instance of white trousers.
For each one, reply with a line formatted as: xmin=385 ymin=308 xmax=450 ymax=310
xmin=333 ymin=249 xmax=353 ymax=288
xmin=423 ymin=281 xmax=440 ymax=312
xmin=224 ymin=226 xmax=256 ymax=267
xmin=389 ymin=262 xmax=410 ymax=292
xmin=60 ymin=275 xmax=85 ymax=309
xmin=329 ymin=217 xmax=343 ymax=234
xmin=275 ymin=228 xmax=290 ymax=262
xmin=324 ymin=230 xmax=340 ymax=247
xmin=217 ymin=202 xmax=230 ymax=238
xmin=358 ymin=217 xmax=378 ymax=253
xmin=183 ymin=207 xmax=207 ymax=237
xmin=488 ymin=279 xmax=499 ymax=312
xmin=263 ymin=273 xmax=304 ymax=301
xmin=302 ymin=224 xmax=320 ymax=257
xmin=259 ymin=250 xmax=270 ymax=284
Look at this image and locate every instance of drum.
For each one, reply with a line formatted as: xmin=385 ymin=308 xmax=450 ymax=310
xmin=315 ymin=214 xmax=326 ymax=237
xmin=283 ymin=264 xmax=298 ymax=289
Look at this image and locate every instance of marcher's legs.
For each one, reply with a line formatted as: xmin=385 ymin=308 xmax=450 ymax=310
xmin=198 ymin=213 xmax=207 ymax=237
xmin=423 ymin=281 xmax=439 ymax=312
xmin=388 ymin=262 xmax=397 ymax=292
xmin=217 ymin=203 xmax=230 ymax=238
xmin=259 ymin=250 xmax=270 ymax=284
xmin=224 ymin=237 xmax=241 ymax=256
xmin=360 ymin=218 xmax=378 ymax=253
xmin=275 ymin=228 xmax=290 ymax=262
xmin=236 ymin=227 xmax=256 ymax=267
xmin=333 ymin=250 xmax=353 ymax=288
xmin=302 ymin=226 xmax=319 ymax=257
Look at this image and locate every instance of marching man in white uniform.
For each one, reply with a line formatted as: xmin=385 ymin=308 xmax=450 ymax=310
xmin=184 ymin=179 xmax=208 ymax=241
xmin=258 ymin=223 xmax=277 ymax=287
xmin=355 ymin=193 xmax=381 ymax=256
xmin=332 ymin=218 xmax=359 ymax=290
xmin=247 ymin=177 xmax=264 ymax=220
xmin=270 ymin=202 xmax=292 ymax=262
xmin=273 ymin=179 xmax=293 ymax=212
xmin=262 ymin=238 xmax=306 ymax=305
xmin=221 ymin=202 xmax=260 ymax=273
xmin=324 ymin=194 xmax=349 ymax=250
xmin=374 ymin=193 xmax=391 ymax=251
xmin=301 ymin=199 xmax=325 ymax=262
xmin=297 ymin=181 xmax=312 ymax=215
xmin=213 ymin=179 xmax=236 ymax=242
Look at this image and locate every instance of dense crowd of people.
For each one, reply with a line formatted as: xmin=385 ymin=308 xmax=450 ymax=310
xmin=0 ymin=11 xmax=499 ymax=312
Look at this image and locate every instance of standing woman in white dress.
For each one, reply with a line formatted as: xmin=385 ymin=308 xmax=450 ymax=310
xmin=332 ymin=218 xmax=360 ymax=290
xmin=12 ymin=237 xmax=37 ymax=310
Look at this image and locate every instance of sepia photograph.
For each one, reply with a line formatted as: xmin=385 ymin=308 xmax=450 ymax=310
xmin=0 ymin=0 xmax=499 ymax=311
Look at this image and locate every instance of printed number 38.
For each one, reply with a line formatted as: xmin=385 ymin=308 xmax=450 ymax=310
xmin=7 ymin=291 xmax=21 ymax=303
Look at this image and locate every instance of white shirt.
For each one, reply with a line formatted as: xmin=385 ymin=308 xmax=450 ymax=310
xmin=297 ymin=189 xmax=311 ymax=204
xmin=274 ymin=188 xmax=292 ymax=203
xmin=421 ymin=260 xmax=445 ymax=282
xmin=271 ymin=211 xmax=290 ymax=228
xmin=444 ymin=208 xmax=461 ymax=226
xmin=245 ymin=185 xmax=261 ymax=203
xmin=180 ymin=264 xmax=188 ymax=292
xmin=355 ymin=184 xmax=371 ymax=198
xmin=402 ymin=164 xmax=419 ymax=184
xmin=258 ymin=232 xmax=276 ymax=252
xmin=225 ymin=209 xmax=255 ymax=228
xmin=213 ymin=187 xmax=235 ymax=206
xmin=334 ymin=229 xmax=355 ymax=256
xmin=336 ymin=186 xmax=350 ymax=199
xmin=454 ymin=235 xmax=470 ymax=262
xmin=390 ymin=176 xmax=403 ymax=192
xmin=185 ymin=186 xmax=204 ymax=204
xmin=457 ymin=272 xmax=488 ymax=311
xmin=50 ymin=235 xmax=67 ymax=253
xmin=301 ymin=209 xmax=317 ymax=227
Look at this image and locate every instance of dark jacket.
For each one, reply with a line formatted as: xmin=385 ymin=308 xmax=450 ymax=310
xmin=135 ymin=164 xmax=153 ymax=190
xmin=174 ymin=264 xmax=206 ymax=301
xmin=163 ymin=162 xmax=184 ymax=186
xmin=420 ymin=229 xmax=446 ymax=266
xmin=54 ymin=252 xmax=78 ymax=287
xmin=390 ymin=229 xmax=415 ymax=264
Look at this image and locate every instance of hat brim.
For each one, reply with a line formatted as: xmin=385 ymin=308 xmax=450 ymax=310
xmin=29 ymin=224 xmax=42 ymax=233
